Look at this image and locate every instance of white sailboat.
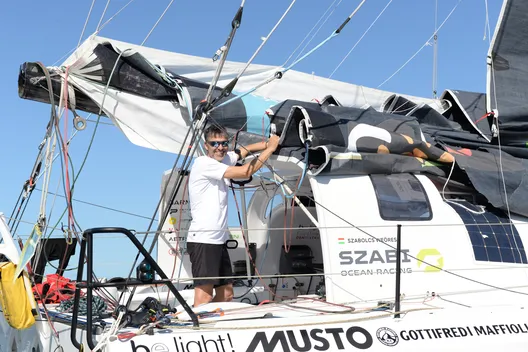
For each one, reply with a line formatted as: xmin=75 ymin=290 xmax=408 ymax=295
xmin=2 ymin=0 xmax=528 ymax=351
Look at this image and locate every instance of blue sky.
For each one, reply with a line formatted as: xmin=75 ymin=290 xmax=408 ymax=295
xmin=0 ymin=0 xmax=502 ymax=279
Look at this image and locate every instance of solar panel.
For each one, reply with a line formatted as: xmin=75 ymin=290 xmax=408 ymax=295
xmin=449 ymin=201 xmax=527 ymax=264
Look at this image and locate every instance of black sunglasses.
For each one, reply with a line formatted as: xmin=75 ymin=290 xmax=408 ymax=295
xmin=207 ymin=140 xmax=229 ymax=148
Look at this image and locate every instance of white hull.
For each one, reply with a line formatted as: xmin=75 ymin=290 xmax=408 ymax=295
xmin=4 ymin=169 xmax=528 ymax=351
xmin=5 ymin=297 xmax=528 ymax=351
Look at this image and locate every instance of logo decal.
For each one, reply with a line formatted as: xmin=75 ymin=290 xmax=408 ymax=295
xmin=417 ymin=248 xmax=444 ymax=272
xmin=376 ymin=327 xmax=399 ymax=346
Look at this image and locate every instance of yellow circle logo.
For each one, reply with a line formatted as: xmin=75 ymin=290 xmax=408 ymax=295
xmin=169 ymin=217 xmax=177 ymax=225
xmin=417 ymin=248 xmax=444 ymax=272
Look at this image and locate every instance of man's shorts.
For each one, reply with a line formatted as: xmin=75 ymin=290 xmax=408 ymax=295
xmin=187 ymin=242 xmax=233 ymax=288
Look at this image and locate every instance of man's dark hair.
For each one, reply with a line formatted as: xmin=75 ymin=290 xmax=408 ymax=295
xmin=204 ymin=125 xmax=229 ymax=141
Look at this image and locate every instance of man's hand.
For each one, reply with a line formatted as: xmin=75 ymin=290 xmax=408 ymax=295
xmin=267 ymin=135 xmax=280 ymax=150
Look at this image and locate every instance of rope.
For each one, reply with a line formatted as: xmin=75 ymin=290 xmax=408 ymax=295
xmin=46 ymin=48 xmax=133 ymax=239
xmin=61 ymin=67 xmax=75 ymax=236
xmin=169 ymin=307 xmax=438 ymax=330
xmin=93 ymin=311 xmax=125 ymax=352
xmin=58 ymin=296 xmax=107 ymax=316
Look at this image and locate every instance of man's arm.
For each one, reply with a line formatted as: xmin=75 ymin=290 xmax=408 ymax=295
xmin=225 ymin=135 xmax=279 ymax=179
xmin=237 ymin=141 xmax=267 ymax=160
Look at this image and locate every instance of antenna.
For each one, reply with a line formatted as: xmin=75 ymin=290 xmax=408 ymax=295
xmin=432 ymin=0 xmax=439 ymax=98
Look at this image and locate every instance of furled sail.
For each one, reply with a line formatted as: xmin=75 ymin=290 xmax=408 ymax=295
xmin=18 ymin=35 xmax=444 ymax=153
xmin=15 ymin=28 xmax=528 ymax=219
xmin=487 ymin=0 xmax=528 ymax=146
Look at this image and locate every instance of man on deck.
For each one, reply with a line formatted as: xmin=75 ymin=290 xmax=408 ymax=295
xmin=186 ymin=124 xmax=279 ymax=307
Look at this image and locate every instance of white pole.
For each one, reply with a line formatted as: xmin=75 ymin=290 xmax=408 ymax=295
xmin=273 ymin=174 xmax=320 ymax=227
xmin=239 ymin=187 xmax=252 ymax=281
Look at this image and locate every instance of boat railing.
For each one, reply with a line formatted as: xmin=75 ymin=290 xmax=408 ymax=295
xmin=69 ymin=227 xmax=198 ymax=350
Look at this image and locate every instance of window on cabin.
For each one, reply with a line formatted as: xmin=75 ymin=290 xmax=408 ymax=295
xmin=370 ymin=174 xmax=432 ymax=221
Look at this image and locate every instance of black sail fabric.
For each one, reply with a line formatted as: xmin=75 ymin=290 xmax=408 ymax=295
xmin=488 ymin=0 xmax=528 ymax=139
xmin=15 ymin=13 xmax=528 ymax=219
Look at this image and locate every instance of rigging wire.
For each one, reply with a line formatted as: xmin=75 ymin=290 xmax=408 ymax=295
xmin=96 ymin=0 xmax=136 ymax=33
xmin=209 ymin=0 xmax=367 ymax=113
xmin=198 ymin=109 xmax=528 ymax=300
xmin=483 ymin=0 xmax=491 ymax=41
xmin=118 ymin=1 xmax=248 ymax=308
xmin=118 ymin=108 xmax=208 ymax=305
xmin=7 ymin=219 xmax=528 ymax=237
xmin=141 ymin=0 xmax=175 ymax=46
xmin=432 ymin=0 xmax=439 ymax=98
xmin=255 ymin=169 xmax=528 ymax=298
xmin=208 ymin=0 xmax=298 ymax=106
xmin=377 ymin=0 xmax=463 ymax=88
xmin=33 ymin=188 xmax=156 ymax=221
xmin=52 ymin=47 xmax=77 ymax=67
xmin=288 ymin=0 xmax=343 ymax=67
xmin=16 ymin=0 xmax=524 ymax=317
xmin=282 ymin=0 xmax=342 ymax=68
xmin=77 ymin=0 xmax=97 ymax=47
xmin=204 ymin=0 xmax=245 ymax=104
xmin=239 ymin=1 xmax=296 ymax=80
xmin=146 ymin=0 xmax=248 ymax=249
xmin=165 ymin=68 xmax=528 ymax=301
xmin=96 ymin=0 xmax=112 ymax=32
xmin=487 ymin=20 xmax=524 ymax=269
xmin=329 ymin=0 xmax=393 ymax=79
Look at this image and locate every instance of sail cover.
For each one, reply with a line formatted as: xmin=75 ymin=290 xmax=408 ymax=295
xmin=16 ymin=32 xmax=528 ymax=219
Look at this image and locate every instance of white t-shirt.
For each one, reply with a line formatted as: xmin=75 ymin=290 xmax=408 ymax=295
xmin=186 ymin=151 xmax=238 ymax=244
